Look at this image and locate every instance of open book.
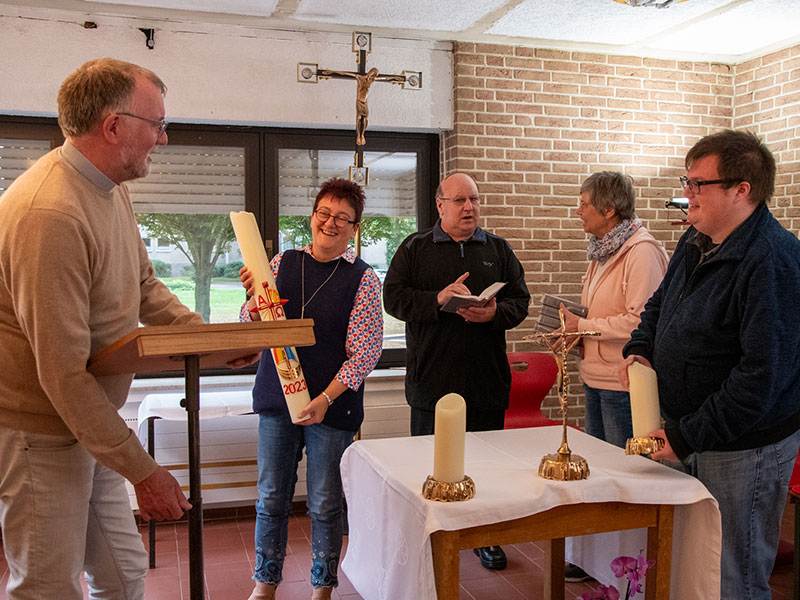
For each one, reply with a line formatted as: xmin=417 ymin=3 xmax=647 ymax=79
xmin=440 ymin=281 xmax=507 ymax=313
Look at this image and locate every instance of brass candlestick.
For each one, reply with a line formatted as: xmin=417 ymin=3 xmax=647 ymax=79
xmin=526 ymin=310 xmax=601 ymax=481
xmin=421 ymin=475 xmax=476 ymax=502
xmin=625 ymin=436 xmax=665 ymax=455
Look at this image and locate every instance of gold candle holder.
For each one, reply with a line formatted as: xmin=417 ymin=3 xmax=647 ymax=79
xmin=539 ymin=432 xmax=590 ymax=481
xmin=421 ymin=475 xmax=476 ymax=502
xmin=526 ymin=308 xmax=601 ymax=482
xmin=625 ymin=435 xmax=665 ymax=455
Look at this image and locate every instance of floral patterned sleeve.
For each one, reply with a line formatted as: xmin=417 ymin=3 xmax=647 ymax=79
xmin=336 ymin=267 xmax=384 ymax=390
xmin=238 ymin=253 xmax=283 ymax=322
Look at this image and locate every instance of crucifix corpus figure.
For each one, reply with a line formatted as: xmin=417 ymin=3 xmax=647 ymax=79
xmin=526 ymin=309 xmax=601 ymax=481
xmin=321 ymin=67 xmax=405 ymax=146
xmin=298 ymin=32 xmax=422 ymax=183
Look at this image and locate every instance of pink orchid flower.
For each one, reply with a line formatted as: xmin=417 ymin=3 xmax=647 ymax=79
xmin=581 ymin=584 xmax=620 ymax=600
xmin=582 ymin=552 xmax=655 ymax=600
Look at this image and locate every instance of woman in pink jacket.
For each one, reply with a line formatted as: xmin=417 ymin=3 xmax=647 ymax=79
xmin=561 ymin=171 xmax=669 ymax=448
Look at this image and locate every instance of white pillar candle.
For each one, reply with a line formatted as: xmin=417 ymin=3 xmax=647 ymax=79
xmin=433 ymin=393 xmax=467 ymax=483
xmin=628 ymin=361 xmax=661 ymax=438
xmin=230 ymin=211 xmax=311 ymax=423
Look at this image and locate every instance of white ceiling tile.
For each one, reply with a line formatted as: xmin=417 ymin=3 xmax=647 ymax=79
xmin=487 ymin=0 xmax=733 ymax=46
xmin=4 ymin=0 xmax=800 ymax=62
xmin=295 ymin=0 xmax=508 ymax=32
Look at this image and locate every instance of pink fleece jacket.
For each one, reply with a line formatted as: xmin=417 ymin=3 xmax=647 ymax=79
xmin=577 ymin=227 xmax=669 ymax=391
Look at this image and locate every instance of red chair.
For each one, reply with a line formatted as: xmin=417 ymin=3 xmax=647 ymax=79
xmin=504 ymin=352 xmax=560 ymax=429
xmin=789 ymin=452 xmax=800 ymax=599
xmin=773 ymin=449 xmax=800 ymax=598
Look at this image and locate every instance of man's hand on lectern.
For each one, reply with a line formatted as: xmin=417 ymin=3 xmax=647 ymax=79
xmin=134 ymin=465 xmax=192 ymax=521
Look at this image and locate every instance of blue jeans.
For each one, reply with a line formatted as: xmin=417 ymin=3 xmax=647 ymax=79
xmin=583 ymin=385 xmax=633 ymax=449
xmin=253 ymin=412 xmax=354 ymax=589
xmin=678 ymin=429 xmax=800 ymax=600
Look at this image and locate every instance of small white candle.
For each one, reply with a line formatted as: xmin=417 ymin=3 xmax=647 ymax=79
xmin=433 ymin=393 xmax=467 ymax=483
xmin=230 ymin=211 xmax=311 ymax=423
xmin=628 ymin=362 xmax=661 ymax=438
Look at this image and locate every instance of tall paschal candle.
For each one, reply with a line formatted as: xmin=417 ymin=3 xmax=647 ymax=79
xmin=230 ymin=210 xmax=311 ymax=423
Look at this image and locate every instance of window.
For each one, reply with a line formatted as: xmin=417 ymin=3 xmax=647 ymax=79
xmin=0 ymin=137 xmax=55 ymax=194
xmin=266 ymin=131 xmax=438 ymax=367
xmin=275 ymin=148 xmax=418 ymax=353
xmin=129 ymin=131 xmax=259 ymax=325
xmin=0 ymin=118 xmax=438 ymax=370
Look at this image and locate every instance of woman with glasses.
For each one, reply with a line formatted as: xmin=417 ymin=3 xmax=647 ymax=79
xmin=559 ymin=171 xmax=668 ymax=582
xmin=239 ymin=178 xmax=383 ymax=600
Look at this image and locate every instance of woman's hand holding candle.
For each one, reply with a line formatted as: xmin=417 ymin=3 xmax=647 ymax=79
xmin=239 ymin=266 xmax=261 ymax=321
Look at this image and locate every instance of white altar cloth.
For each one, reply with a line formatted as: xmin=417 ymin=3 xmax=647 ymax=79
xmin=340 ymin=426 xmax=721 ymax=600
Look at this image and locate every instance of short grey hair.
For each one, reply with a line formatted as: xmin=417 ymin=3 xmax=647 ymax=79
xmin=580 ymin=171 xmax=636 ymax=221
xmin=57 ymin=58 xmax=166 ymax=138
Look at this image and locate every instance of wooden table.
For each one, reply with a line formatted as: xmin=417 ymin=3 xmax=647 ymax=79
xmin=340 ymin=427 xmax=720 ymax=600
xmin=430 ymin=501 xmax=673 ymax=600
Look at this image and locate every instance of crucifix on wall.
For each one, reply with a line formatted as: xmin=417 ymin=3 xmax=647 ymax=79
xmin=298 ymin=31 xmax=422 ymax=186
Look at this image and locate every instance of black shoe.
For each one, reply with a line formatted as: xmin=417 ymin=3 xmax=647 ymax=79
xmin=473 ymin=546 xmax=507 ymax=570
xmin=564 ymin=562 xmax=592 ymax=583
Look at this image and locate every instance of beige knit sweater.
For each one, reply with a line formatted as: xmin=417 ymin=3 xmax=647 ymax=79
xmin=0 ymin=141 xmax=202 ymax=484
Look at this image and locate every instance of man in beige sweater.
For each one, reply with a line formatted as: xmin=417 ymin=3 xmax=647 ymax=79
xmin=0 ymin=58 xmax=206 ymax=599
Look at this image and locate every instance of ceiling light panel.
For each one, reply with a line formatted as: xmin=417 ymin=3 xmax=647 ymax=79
xmin=295 ymin=0 xmax=508 ymax=32
xmin=647 ymin=0 xmax=800 ymax=56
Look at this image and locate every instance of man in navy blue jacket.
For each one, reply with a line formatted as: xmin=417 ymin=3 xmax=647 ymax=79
xmin=620 ymin=130 xmax=800 ymax=600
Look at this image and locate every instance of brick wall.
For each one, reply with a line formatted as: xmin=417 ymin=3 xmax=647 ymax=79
xmin=734 ymin=47 xmax=800 ymax=230
xmin=441 ymin=42 xmax=800 ymax=425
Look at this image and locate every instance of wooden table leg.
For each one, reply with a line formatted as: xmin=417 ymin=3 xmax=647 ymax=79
xmin=428 ymin=503 xmax=675 ymax=600
xmin=645 ymin=505 xmax=674 ymax=600
xmin=430 ymin=531 xmax=460 ymax=599
xmin=544 ymin=538 xmax=565 ymax=600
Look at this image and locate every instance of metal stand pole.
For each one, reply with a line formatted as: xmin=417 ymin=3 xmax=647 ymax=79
xmin=147 ymin=417 xmax=157 ymax=569
xmin=183 ymin=354 xmax=205 ymax=599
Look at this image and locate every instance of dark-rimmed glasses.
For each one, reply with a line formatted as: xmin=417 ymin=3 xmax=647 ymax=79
xmin=314 ymin=208 xmax=358 ymax=227
xmin=118 ymin=112 xmax=168 ymax=136
xmin=438 ymin=196 xmax=481 ymax=206
xmin=679 ymin=176 xmax=741 ymax=194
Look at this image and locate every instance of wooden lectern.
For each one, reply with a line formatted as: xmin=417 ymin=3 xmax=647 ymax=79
xmin=88 ymin=320 xmax=315 ymax=600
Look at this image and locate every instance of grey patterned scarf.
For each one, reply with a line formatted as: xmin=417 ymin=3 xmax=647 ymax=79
xmin=587 ymin=218 xmax=642 ymax=264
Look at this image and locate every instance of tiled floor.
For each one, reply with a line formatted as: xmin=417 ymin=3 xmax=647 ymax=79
xmin=0 ymin=500 xmax=797 ymax=599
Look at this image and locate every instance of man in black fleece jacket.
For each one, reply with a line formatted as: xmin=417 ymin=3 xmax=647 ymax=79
xmin=620 ymin=130 xmax=800 ymax=600
xmin=384 ymin=172 xmax=530 ymax=571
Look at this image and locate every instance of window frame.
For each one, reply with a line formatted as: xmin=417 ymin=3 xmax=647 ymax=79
xmin=0 ymin=117 xmax=439 ymax=372
xmin=0 ymin=116 xmax=65 ymax=149
xmin=264 ymin=128 xmax=439 ymax=368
